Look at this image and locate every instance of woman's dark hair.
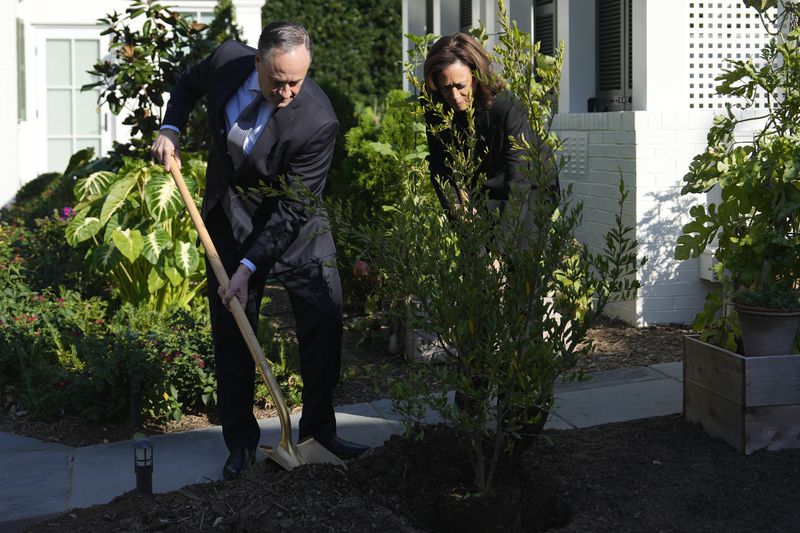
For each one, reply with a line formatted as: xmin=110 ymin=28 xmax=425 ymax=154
xmin=423 ymin=32 xmax=503 ymax=110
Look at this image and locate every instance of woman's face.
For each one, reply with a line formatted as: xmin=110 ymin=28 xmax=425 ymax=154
xmin=437 ymin=62 xmax=474 ymax=112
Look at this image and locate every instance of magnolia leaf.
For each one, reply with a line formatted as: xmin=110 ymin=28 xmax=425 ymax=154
xmin=147 ymin=268 xmax=166 ymax=293
xmin=174 ymin=241 xmax=199 ymax=277
xmin=65 ymin=210 xmax=102 ymax=245
xmin=142 ymin=228 xmax=173 ymax=264
xmin=99 ymin=175 xmax=138 ymax=226
xmin=74 ymin=170 xmax=114 ymax=200
xmin=111 ymin=228 xmax=144 ymax=263
xmin=144 ymin=171 xmax=185 ymax=221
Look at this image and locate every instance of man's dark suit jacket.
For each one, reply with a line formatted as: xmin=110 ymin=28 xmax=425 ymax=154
xmin=425 ymin=93 xmax=558 ymax=223
xmin=163 ymin=40 xmax=339 ymax=274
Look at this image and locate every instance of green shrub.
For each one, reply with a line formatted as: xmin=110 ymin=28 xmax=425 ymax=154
xmin=254 ymin=312 xmax=303 ymax=409
xmin=66 ymin=155 xmax=208 ymax=312
xmin=331 ymin=89 xmax=432 ymax=313
xmin=353 ymin=2 xmax=644 ymax=495
xmin=261 ymin=0 xmax=401 ymax=112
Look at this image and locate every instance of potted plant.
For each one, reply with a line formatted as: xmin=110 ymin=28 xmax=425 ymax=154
xmin=676 ymin=0 xmax=800 ymax=356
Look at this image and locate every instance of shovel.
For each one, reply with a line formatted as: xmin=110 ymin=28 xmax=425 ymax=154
xmin=167 ymin=155 xmax=344 ymax=470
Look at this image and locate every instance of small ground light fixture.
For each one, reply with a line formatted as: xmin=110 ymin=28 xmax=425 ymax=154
xmin=133 ymin=438 xmax=154 ymax=494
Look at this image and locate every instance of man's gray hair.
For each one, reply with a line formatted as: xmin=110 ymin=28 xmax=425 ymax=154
xmin=258 ymin=22 xmax=312 ymax=61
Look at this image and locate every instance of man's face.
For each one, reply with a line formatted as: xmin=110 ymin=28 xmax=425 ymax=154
xmin=437 ymin=62 xmax=474 ymax=112
xmin=255 ymin=46 xmax=311 ymax=108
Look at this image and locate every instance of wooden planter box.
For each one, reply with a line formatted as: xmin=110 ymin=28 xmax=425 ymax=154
xmin=683 ymin=335 xmax=800 ymax=455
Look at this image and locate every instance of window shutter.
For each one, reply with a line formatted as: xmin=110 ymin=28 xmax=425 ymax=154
xmin=594 ymin=0 xmax=632 ymax=111
xmin=534 ymin=0 xmax=556 ymax=57
xmin=426 ymin=0 xmax=434 ymax=35
xmin=459 ymin=0 xmax=472 ymax=31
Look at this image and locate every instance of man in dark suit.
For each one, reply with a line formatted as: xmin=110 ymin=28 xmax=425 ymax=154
xmin=151 ymin=21 xmax=367 ymax=480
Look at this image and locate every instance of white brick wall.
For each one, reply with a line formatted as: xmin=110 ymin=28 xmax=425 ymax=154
xmin=554 ymin=110 xmax=712 ymax=325
xmin=554 ymin=108 xmax=767 ymax=326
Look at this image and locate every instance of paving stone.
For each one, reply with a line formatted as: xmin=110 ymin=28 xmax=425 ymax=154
xmin=650 ymin=361 xmax=683 ymax=381
xmin=553 ymin=378 xmax=683 ymax=428
xmin=0 ymin=449 xmax=71 ymax=522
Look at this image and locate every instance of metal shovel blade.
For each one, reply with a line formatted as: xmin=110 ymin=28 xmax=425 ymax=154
xmin=260 ymin=437 xmax=344 ymax=470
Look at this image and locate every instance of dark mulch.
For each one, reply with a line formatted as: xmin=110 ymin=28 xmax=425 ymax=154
xmin=28 ymin=415 xmax=800 ymax=532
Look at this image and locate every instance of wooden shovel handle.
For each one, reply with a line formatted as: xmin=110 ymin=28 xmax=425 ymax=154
xmin=166 ymin=156 xmax=296 ymax=453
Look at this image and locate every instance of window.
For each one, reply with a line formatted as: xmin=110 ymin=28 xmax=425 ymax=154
xmin=176 ymin=10 xmax=214 ymax=25
xmin=534 ymin=0 xmax=557 ymax=57
xmin=594 ymin=0 xmax=633 ymax=111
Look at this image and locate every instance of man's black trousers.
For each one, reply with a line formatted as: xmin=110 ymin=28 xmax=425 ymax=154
xmin=205 ymin=205 xmax=342 ymax=453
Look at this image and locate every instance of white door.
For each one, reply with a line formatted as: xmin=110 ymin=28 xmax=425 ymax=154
xmin=35 ymin=27 xmax=112 ymax=174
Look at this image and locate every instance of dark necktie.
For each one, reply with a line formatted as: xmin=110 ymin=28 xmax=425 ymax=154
xmin=227 ymin=92 xmax=263 ymax=169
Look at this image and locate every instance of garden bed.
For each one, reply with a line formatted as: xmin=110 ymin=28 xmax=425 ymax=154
xmin=0 ymin=287 xmax=688 ymax=448
xmin=27 ymin=415 xmax=800 ymax=532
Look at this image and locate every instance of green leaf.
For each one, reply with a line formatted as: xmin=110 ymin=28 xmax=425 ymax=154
xmin=99 ymin=175 xmax=138 ymax=226
xmin=142 ymin=228 xmax=173 ymax=264
xmin=367 ymin=142 xmax=396 ymax=156
xmin=111 ymin=228 xmax=144 ymax=263
xmin=174 ymin=241 xmax=199 ymax=277
xmin=147 ymin=268 xmax=166 ymax=292
xmin=90 ymin=242 xmax=120 ymax=272
xmin=144 ymin=171 xmax=190 ymax=221
xmin=74 ymin=170 xmax=114 ymax=200
xmin=103 ymin=212 xmax=124 ymax=244
xmin=164 ymin=265 xmax=183 ymax=286
xmin=65 ymin=210 xmax=102 ymax=245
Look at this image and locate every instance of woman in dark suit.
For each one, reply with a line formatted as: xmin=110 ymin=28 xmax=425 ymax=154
xmin=423 ymin=32 xmax=558 ymax=229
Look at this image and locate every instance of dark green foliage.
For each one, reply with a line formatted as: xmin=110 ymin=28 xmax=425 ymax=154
xmin=206 ymin=0 xmax=244 ymax=44
xmin=261 ymin=0 xmax=402 ymax=111
xmin=0 ymin=173 xmax=69 ymax=224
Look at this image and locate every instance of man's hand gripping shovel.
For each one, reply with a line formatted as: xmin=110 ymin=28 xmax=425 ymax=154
xmin=167 ymin=156 xmax=344 ymax=470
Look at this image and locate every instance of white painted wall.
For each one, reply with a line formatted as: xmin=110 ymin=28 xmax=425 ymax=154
xmin=0 ymin=1 xmax=20 ymax=208
xmin=636 ymin=0 xmax=689 ymax=111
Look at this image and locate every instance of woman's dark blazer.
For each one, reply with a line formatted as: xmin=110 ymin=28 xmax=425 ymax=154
xmin=425 ymin=93 xmax=558 ymax=229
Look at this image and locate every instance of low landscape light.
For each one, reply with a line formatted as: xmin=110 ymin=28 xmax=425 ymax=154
xmin=133 ymin=438 xmax=154 ymax=495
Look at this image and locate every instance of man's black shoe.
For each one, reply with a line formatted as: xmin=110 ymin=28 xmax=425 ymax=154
xmin=316 ymin=435 xmax=369 ymax=460
xmin=222 ymin=448 xmax=256 ymax=480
